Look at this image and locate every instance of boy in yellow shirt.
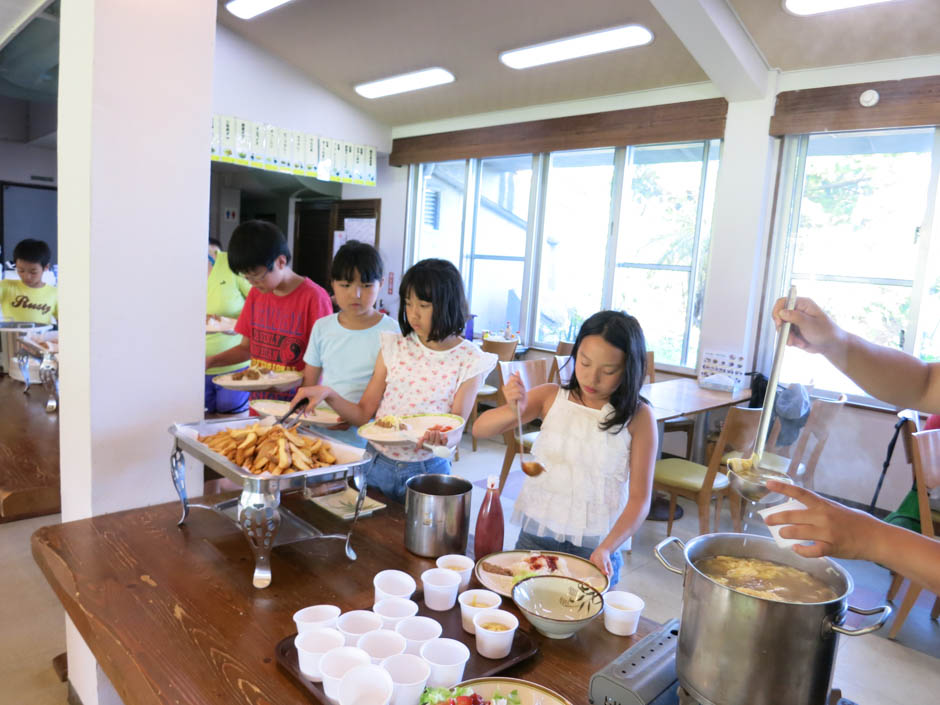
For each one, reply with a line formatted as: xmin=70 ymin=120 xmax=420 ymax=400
xmin=0 ymin=239 xmax=57 ymax=324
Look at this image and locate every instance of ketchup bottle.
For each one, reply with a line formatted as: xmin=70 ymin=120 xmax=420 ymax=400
xmin=474 ymin=475 xmax=505 ymax=559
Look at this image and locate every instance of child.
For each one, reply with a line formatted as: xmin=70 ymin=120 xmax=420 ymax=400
xmin=299 ymin=240 xmax=399 ymax=446
xmin=0 ymin=239 xmax=57 ymax=324
xmin=205 ymin=238 xmax=252 ymax=414
xmin=472 ymin=311 xmax=657 ymax=585
xmin=205 ymin=220 xmax=332 ymax=404
xmin=291 ymin=258 xmax=497 ymax=502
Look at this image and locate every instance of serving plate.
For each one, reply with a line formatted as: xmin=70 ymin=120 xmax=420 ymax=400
xmin=250 ymin=399 xmax=342 ymax=425
xmin=205 ymin=315 xmax=238 ymax=334
xmin=357 ymin=412 xmax=465 ymax=444
xmin=474 ymin=550 xmax=609 ymax=598
xmin=456 ymin=677 xmax=573 ymax=705
xmin=212 ymin=368 xmax=303 ymax=391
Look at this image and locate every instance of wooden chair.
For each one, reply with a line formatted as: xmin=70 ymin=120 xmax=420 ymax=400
xmin=496 ymin=358 xmax=553 ymax=494
xmin=654 ymin=405 xmax=760 ymax=536
xmin=556 ymin=340 xmax=574 ymax=356
xmin=548 ymin=354 xmax=572 ymax=386
xmin=652 ymin=351 xmax=695 ymax=459
xmin=468 ymin=337 xmax=517 ymax=451
xmin=885 ymin=411 xmax=919 ymax=603
xmin=887 ymin=426 xmax=940 ymax=639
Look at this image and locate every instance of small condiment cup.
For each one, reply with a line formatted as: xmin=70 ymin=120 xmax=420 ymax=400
xmin=337 ymin=610 xmax=383 ymax=646
xmin=372 ymin=597 xmax=419 ymax=629
xmin=421 ymin=568 xmax=461 ymax=611
xmin=435 ymin=554 xmax=474 ymax=591
xmin=457 ymin=589 xmax=502 ymax=634
xmin=293 ymin=604 xmax=341 ymax=634
xmin=337 ymin=663 xmax=394 ymax=705
xmin=380 ymin=653 xmax=430 ymax=705
xmin=758 ymin=499 xmax=813 ymax=549
xmin=357 ymin=629 xmax=407 ymax=665
xmin=394 ymin=615 xmax=443 ymax=655
xmin=603 ymin=591 xmax=645 ymax=636
xmin=319 ymin=646 xmax=370 ymax=702
xmin=419 ymin=637 xmax=471 ymax=688
xmin=294 ymin=627 xmax=344 ymax=681
xmin=472 ymin=609 xmax=518 ymax=659
xmin=374 ymin=570 xmax=417 ymax=604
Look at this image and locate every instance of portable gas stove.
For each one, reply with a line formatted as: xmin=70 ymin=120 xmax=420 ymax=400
xmin=588 ymin=619 xmax=858 ymax=705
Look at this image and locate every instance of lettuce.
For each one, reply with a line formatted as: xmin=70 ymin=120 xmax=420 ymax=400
xmin=419 ymin=686 xmax=475 ymax=704
xmin=512 ymin=570 xmax=538 ymax=585
xmin=492 ymin=689 xmax=523 ymax=705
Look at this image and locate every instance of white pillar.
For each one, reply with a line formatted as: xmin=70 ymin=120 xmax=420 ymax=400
xmin=57 ymin=1 xmax=216 ymax=703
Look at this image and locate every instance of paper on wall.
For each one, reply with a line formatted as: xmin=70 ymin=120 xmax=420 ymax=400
xmin=277 ymin=128 xmax=293 ymax=173
xmin=353 ymin=145 xmax=365 ymax=184
xmin=304 ymin=134 xmax=319 ymax=177
xmin=366 ymin=147 xmax=377 ymax=186
xmin=235 ymin=119 xmax=251 ymax=166
xmin=219 ymin=116 xmax=235 ymax=163
xmin=210 ymin=116 xmax=220 ymax=160
xmin=292 ymin=131 xmax=306 ymax=174
xmin=332 ymin=140 xmax=345 ymax=182
xmin=250 ymin=122 xmax=265 ymax=168
xmin=318 ymin=137 xmax=332 ymax=182
xmin=265 ymin=124 xmax=279 ymax=170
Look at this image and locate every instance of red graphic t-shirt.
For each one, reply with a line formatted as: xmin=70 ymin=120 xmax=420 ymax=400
xmin=235 ymin=277 xmax=333 ymax=402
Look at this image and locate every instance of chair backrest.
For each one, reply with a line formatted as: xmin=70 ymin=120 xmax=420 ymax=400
xmin=549 ymin=354 xmax=573 ymax=385
xmin=784 ymin=394 xmax=847 ymax=486
xmin=702 ymin=405 xmax=762 ymax=490
xmin=897 ymin=409 xmax=921 ymax=466
xmin=909 ymin=428 xmax=940 ymax=537
xmin=646 ymin=350 xmax=655 ymax=384
xmin=498 ymin=358 xmax=553 ymax=392
xmin=482 ymin=337 xmax=518 ymax=362
xmin=555 ymin=340 xmax=574 ymax=356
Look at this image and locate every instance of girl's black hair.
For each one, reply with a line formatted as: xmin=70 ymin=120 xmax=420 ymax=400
xmin=13 ymin=239 xmax=51 ymax=267
xmin=398 ymin=259 xmax=468 ymax=342
xmin=331 ymin=240 xmax=384 ymax=284
xmin=227 ymin=220 xmax=291 ymax=274
xmin=564 ymin=310 xmax=647 ymax=433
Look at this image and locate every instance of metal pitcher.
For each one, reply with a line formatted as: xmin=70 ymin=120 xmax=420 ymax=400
xmin=404 ymin=474 xmax=472 ymax=557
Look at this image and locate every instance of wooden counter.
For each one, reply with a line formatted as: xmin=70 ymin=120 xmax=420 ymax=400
xmin=32 ymin=492 xmax=659 ymax=705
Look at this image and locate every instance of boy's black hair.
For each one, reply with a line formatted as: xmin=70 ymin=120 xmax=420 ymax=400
xmin=398 ymin=258 xmax=468 ymax=342
xmin=331 ymin=240 xmax=384 ymax=284
xmin=564 ymin=310 xmax=648 ymax=433
xmin=208 ymin=237 xmax=223 ymax=249
xmin=227 ymin=220 xmax=291 ymax=274
xmin=13 ymin=239 xmax=51 ymax=268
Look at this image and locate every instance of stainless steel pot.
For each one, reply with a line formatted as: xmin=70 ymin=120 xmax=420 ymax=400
xmin=404 ymin=474 xmax=472 ymax=557
xmin=655 ymin=533 xmax=891 ymax=705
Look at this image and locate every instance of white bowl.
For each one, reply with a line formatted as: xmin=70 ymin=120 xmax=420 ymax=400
xmin=603 ymin=591 xmax=645 ymax=636
xmin=457 ymin=589 xmax=502 ymax=634
xmin=319 ymin=646 xmax=370 ymax=702
xmin=380 ymin=653 xmax=430 ymax=705
xmin=337 ymin=610 xmax=383 ymax=646
xmin=420 ymin=637 xmax=471 ymax=688
xmin=373 ymin=597 xmax=419 ymax=629
xmin=294 ymin=628 xmax=344 ymax=681
xmin=472 ymin=609 xmax=518 ymax=659
xmin=421 ymin=568 xmax=462 ymax=611
xmin=436 ymin=554 xmax=475 ymax=591
xmin=374 ymin=570 xmax=417 ymax=604
xmin=357 ymin=629 xmax=407 ymax=664
xmin=337 ymin=663 xmax=393 ymax=705
xmin=293 ymin=604 xmax=341 ymax=634
xmin=511 ymin=575 xmax=603 ymax=639
xmin=394 ymin=615 xmax=443 ymax=655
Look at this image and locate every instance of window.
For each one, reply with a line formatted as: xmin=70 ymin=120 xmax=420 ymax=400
xmin=766 ymin=127 xmax=939 ymax=396
xmin=413 ymin=160 xmax=467 ymax=266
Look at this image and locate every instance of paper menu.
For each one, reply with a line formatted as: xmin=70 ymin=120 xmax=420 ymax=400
xmin=277 ymin=128 xmax=293 ymax=173
xmin=332 ymin=140 xmax=345 ymax=182
xmin=318 ymin=137 xmax=332 ymax=181
xmin=352 ymin=145 xmax=365 ymax=184
xmin=365 ymin=147 xmax=376 ymax=186
xmin=292 ymin=131 xmax=306 ymax=174
xmin=235 ymin=119 xmax=251 ymax=165
xmin=250 ymin=123 xmax=265 ymax=167
xmin=264 ymin=124 xmax=279 ymax=170
xmin=698 ymin=350 xmax=747 ymax=392
xmin=304 ymin=134 xmax=319 ymax=177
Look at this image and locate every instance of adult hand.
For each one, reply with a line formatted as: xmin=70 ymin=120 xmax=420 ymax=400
xmin=590 ymin=546 xmax=613 ymax=577
xmin=772 ymin=296 xmax=845 ymax=356
xmin=763 ymin=480 xmax=881 ymax=560
xmin=502 ymin=372 xmax=528 ymax=414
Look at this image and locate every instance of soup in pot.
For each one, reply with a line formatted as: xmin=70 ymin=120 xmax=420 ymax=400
xmin=695 ymin=555 xmax=838 ymax=603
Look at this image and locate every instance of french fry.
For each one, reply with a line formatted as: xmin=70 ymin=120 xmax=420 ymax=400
xmin=252 ymin=454 xmax=268 ymax=472
xmin=317 ymin=447 xmax=335 ymax=464
xmin=292 ymin=452 xmax=312 ymax=472
xmin=277 ymin=438 xmax=291 ymax=470
xmin=199 ymin=423 xmax=338 ymax=475
xmin=283 ymin=428 xmax=305 ymax=446
xmin=237 ymin=432 xmax=257 ymax=450
xmin=307 ymin=438 xmax=323 ymax=454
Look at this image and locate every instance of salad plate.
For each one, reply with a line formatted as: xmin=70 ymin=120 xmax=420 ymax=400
xmin=421 ymin=678 xmax=572 ymax=705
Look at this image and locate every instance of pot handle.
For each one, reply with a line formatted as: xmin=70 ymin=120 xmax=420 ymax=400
xmin=654 ymin=536 xmax=687 ymax=575
xmin=829 ymin=603 xmax=892 ymax=636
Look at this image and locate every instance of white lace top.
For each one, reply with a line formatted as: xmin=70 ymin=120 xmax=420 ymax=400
xmin=373 ymin=332 xmax=497 ymax=462
xmin=511 ymin=388 xmax=633 ymax=549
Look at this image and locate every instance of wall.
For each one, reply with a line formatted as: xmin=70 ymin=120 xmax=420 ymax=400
xmin=0 ymin=141 xmax=56 ymax=184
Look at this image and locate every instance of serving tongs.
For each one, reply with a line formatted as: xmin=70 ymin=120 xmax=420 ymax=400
xmin=727 ymin=285 xmax=798 ymax=503
xmin=275 ymin=397 xmax=309 ymax=426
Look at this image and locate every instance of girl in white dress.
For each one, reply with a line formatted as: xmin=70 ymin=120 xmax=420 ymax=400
xmin=472 ymin=311 xmax=657 ymax=585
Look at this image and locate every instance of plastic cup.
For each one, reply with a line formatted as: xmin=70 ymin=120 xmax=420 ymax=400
xmin=457 ymin=589 xmax=502 ymax=634
xmin=294 ymin=628 xmax=344 ymax=682
xmin=357 ymin=629 xmax=407 ymax=665
xmin=337 ymin=610 xmax=383 ymax=646
xmin=374 ymin=570 xmax=417 ymax=605
xmin=420 ymin=637 xmax=471 ymax=688
xmin=758 ymin=499 xmax=813 ymax=549
xmin=380 ymin=653 xmax=430 ymax=705
xmin=421 ymin=568 xmax=461 ymax=611
xmin=337 ymin=663 xmax=394 ymax=705
xmin=472 ymin=609 xmax=518 ymax=659
xmin=293 ymin=604 xmax=341 ymax=634
xmin=372 ymin=597 xmax=419 ymax=629
xmin=435 ymin=554 xmax=475 ymax=591
xmin=319 ymin=646 xmax=370 ymax=702
xmin=394 ymin=615 xmax=443 ymax=655
xmin=603 ymin=591 xmax=645 ymax=636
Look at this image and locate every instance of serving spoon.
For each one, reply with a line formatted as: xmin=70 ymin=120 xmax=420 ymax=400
xmin=517 ymin=403 xmax=546 ymax=477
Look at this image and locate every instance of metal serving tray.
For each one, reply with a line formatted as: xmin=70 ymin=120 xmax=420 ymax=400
xmin=169 ymin=417 xmax=374 ymax=589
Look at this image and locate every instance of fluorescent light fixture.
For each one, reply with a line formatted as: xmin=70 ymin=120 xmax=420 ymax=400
xmin=783 ymin=0 xmax=899 ymax=16
xmin=225 ymin=0 xmax=295 ymax=21
xmin=354 ymin=67 xmax=455 ymax=99
xmin=499 ymin=24 xmax=653 ymax=70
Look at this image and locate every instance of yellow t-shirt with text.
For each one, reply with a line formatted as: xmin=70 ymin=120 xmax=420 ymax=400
xmin=0 ymin=280 xmax=58 ymax=324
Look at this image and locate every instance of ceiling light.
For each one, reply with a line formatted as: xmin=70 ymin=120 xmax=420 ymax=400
xmin=499 ymin=24 xmax=653 ymax=70
xmin=354 ymin=68 xmax=455 ymax=99
xmin=783 ymin=0 xmax=899 ymax=16
xmin=225 ymin=0 xmax=295 ymax=20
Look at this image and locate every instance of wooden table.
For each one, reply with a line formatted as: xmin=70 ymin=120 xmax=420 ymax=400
xmin=32 ymin=492 xmax=660 ymax=705
xmin=641 ymin=377 xmax=751 ymax=421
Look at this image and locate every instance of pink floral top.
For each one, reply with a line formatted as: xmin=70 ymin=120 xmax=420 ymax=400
xmin=373 ymin=332 xmax=497 ymax=461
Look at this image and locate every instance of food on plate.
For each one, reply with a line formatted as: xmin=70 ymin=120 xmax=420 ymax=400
xmin=231 ymin=366 xmax=273 ymax=381
xmin=479 ymin=552 xmax=607 ymax=594
xmin=427 ymin=423 xmax=455 ymax=433
xmin=420 ymin=686 xmax=521 ymax=705
xmin=375 ymin=414 xmax=407 ymax=430
xmin=197 ymin=423 xmax=336 ymax=475
xmin=479 ymin=622 xmax=511 ymax=632
xmin=695 ymin=555 xmax=838 ymax=603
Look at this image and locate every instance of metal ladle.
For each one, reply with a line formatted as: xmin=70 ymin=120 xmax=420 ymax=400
xmin=517 ymin=403 xmax=545 ymax=477
xmin=728 ymin=285 xmax=798 ymax=503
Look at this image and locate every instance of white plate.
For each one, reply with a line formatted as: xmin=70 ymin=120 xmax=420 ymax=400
xmin=205 ymin=316 xmax=238 ymax=334
xmin=456 ymin=677 xmax=572 ymax=705
xmin=474 ymin=550 xmax=609 ymax=598
xmin=212 ymin=369 xmax=303 ymax=392
xmin=357 ymin=413 xmax=465 ymax=444
xmin=250 ymin=399 xmax=343 ymax=425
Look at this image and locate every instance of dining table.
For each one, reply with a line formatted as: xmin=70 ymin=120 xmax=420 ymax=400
xmin=32 ymin=489 xmax=662 ymax=705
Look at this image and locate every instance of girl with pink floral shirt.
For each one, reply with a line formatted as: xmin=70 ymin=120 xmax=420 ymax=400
xmin=292 ymin=259 xmax=496 ymax=502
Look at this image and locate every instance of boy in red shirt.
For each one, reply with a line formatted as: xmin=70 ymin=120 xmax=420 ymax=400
xmin=205 ymin=220 xmax=332 ymax=404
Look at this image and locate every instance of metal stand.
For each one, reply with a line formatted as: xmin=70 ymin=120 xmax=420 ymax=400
xmin=170 ymin=441 xmax=368 ymax=589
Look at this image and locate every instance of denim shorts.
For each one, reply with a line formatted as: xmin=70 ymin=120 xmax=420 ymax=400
xmin=515 ymin=530 xmax=623 ymax=588
xmin=365 ymin=448 xmax=451 ymax=504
